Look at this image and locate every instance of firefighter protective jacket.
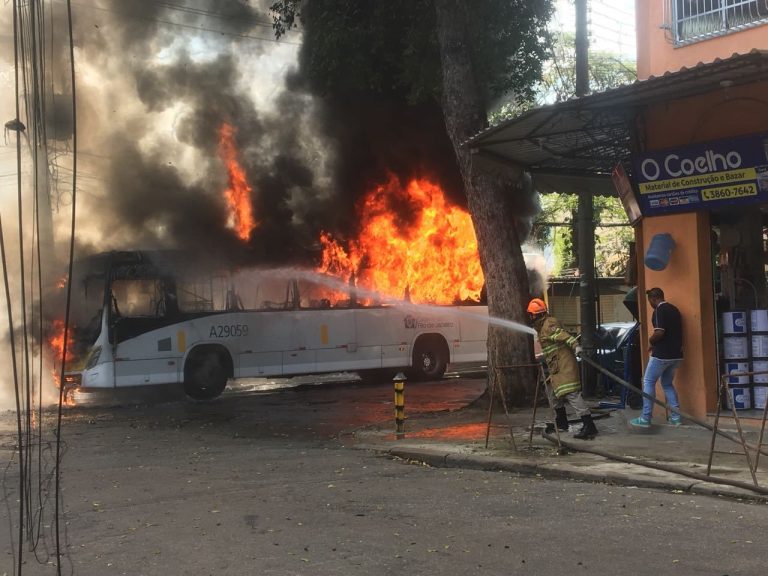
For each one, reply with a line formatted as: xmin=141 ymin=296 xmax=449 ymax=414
xmin=535 ymin=315 xmax=582 ymax=398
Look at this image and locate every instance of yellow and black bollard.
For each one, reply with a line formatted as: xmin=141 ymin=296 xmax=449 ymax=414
xmin=393 ymin=372 xmax=406 ymax=438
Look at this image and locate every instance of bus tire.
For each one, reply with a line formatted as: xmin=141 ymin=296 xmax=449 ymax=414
xmin=411 ymin=336 xmax=449 ymax=381
xmin=184 ymin=346 xmax=230 ymax=400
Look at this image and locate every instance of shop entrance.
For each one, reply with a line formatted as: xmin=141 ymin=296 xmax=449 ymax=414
xmin=713 ymin=208 xmax=768 ymax=415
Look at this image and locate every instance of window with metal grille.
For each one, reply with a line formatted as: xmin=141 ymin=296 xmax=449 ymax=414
xmin=671 ymin=0 xmax=768 ymax=45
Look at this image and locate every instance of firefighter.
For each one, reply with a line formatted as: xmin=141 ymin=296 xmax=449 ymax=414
xmin=528 ymin=298 xmax=598 ymax=440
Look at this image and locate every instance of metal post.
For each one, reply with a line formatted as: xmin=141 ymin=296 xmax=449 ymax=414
xmin=393 ymin=372 xmax=406 ymax=438
xmin=528 ymin=365 xmax=542 ymax=446
xmin=706 ymin=376 xmax=725 ymax=476
xmin=575 ymin=0 xmax=589 ymax=98
xmin=726 ymin=386 xmax=759 ymax=486
xmin=485 ymin=372 xmax=497 ymax=449
xmin=493 ymin=367 xmax=518 ymax=452
xmin=575 ymin=0 xmax=596 ymax=396
xmin=753 ymin=392 xmax=768 ymax=472
xmin=578 ymin=191 xmax=597 ymax=396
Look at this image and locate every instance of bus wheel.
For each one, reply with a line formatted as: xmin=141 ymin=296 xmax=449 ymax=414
xmin=184 ymin=347 xmax=229 ymax=400
xmin=411 ymin=336 xmax=449 ymax=381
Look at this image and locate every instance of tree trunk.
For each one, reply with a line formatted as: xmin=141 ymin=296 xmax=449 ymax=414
xmin=434 ymin=0 xmax=536 ymax=405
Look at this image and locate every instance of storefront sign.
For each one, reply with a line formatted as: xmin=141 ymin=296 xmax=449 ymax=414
xmin=632 ymin=132 xmax=768 ymax=216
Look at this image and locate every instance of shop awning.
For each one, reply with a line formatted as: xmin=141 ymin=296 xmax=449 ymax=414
xmin=466 ymin=49 xmax=768 ymax=196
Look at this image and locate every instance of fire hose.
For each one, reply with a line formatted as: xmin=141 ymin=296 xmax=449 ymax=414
xmin=578 ymin=354 xmax=768 ymax=458
xmin=538 ymin=354 xmax=768 ymax=495
xmin=541 ymin=431 xmax=768 ymax=496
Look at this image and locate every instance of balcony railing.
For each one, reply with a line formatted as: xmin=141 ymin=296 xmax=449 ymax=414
xmin=663 ymin=0 xmax=768 ymax=45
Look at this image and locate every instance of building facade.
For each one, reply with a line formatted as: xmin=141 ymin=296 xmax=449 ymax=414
xmin=634 ymin=1 xmax=768 ymax=419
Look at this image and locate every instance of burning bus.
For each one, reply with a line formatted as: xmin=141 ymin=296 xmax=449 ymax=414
xmin=62 ymin=250 xmax=489 ymax=400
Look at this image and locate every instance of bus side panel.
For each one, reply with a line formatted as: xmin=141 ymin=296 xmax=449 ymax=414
xmin=282 ymin=348 xmax=316 ymax=374
xmin=113 ymin=324 xmax=187 ymax=387
xmin=449 ymin=340 xmax=487 ymax=363
xmin=356 ymin=308 xmax=409 ymax=370
xmin=127 ymin=312 xmax=269 ymax=385
xmin=80 ymin=348 xmax=115 ymax=389
xmin=451 ymin=305 xmax=489 ymax=364
xmin=243 ymin=351 xmax=283 ymax=376
xmin=282 ymin=307 xmax=382 ymax=373
xmin=456 ymin=305 xmax=489 ymax=341
xmin=177 ymin=312 xmax=282 ymax=379
xmin=355 ymin=308 xmax=407 ymax=369
xmin=235 ymin=311 xmax=286 ymax=377
xmin=278 ymin=311 xmax=318 ymax=375
xmin=304 ymin=309 xmax=370 ymax=372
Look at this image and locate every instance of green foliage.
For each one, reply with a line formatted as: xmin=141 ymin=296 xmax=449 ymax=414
xmin=271 ymin=0 xmax=554 ymax=107
xmin=533 ymin=193 xmax=632 ymax=277
xmin=271 ymin=0 xmax=299 ymax=38
xmin=594 ymin=198 xmax=634 ymax=277
xmin=497 ymin=29 xmax=636 ymax=277
xmin=542 ymin=32 xmax=636 ymax=101
xmin=491 ymin=31 xmax=637 ymax=122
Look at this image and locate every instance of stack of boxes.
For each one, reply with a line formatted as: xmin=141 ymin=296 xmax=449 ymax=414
xmin=721 ymin=310 xmax=768 ymax=411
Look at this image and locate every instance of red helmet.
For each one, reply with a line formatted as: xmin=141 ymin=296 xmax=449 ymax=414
xmin=527 ymin=298 xmax=547 ymax=315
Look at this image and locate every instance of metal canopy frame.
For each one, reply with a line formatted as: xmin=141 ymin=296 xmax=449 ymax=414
xmin=467 ymin=50 xmax=768 ymax=195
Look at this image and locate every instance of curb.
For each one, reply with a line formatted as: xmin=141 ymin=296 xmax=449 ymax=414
xmin=372 ymin=445 xmax=768 ymax=504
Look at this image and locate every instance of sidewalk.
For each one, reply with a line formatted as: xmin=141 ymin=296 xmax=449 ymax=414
xmin=351 ymin=401 xmax=768 ymax=503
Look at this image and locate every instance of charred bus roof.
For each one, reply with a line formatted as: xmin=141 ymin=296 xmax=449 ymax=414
xmin=74 ymin=250 xmax=227 ymax=281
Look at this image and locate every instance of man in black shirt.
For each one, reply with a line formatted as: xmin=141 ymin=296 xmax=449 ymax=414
xmin=630 ymin=287 xmax=683 ymax=428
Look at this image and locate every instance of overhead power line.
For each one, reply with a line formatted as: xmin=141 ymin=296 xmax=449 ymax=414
xmin=155 ymin=0 xmax=275 ymax=29
xmin=592 ymin=0 xmax=635 ymax=19
xmin=68 ymin=1 xmax=301 ymax=46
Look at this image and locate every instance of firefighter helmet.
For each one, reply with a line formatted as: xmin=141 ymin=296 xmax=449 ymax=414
xmin=527 ymin=298 xmax=547 ymax=315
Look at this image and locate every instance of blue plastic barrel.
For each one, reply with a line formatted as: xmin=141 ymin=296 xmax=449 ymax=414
xmin=644 ymin=233 xmax=675 ymax=271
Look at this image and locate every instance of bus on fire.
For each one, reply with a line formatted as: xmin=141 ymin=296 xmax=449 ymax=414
xmin=62 ymin=250 xmax=489 ymax=399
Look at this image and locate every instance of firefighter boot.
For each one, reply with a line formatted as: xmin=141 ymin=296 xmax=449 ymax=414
xmin=573 ymin=414 xmax=598 ymax=440
xmin=545 ymin=407 xmax=570 ymax=434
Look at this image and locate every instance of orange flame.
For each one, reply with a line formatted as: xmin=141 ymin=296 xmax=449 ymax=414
xmin=318 ymin=175 xmax=484 ymax=304
xmin=48 ymin=319 xmax=73 ymax=363
xmin=218 ymin=122 xmax=257 ymax=241
xmin=48 ymin=319 xmax=77 ymax=406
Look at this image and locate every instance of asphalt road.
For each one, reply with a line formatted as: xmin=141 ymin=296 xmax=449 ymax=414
xmin=0 ymin=375 xmax=766 ymax=575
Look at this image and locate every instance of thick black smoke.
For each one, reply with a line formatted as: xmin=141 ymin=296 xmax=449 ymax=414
xmin=2 ymin=0 xmax=470 ymax=270
xmin=80 ymin=0 xmax=466 ymax=266
xmin=6 ymin=0 xmax=327 ymax=266
xmin=303 ymin=92 xmax=466 ymax=236
xmin=81 ymin=0 xmax=319 ymax=265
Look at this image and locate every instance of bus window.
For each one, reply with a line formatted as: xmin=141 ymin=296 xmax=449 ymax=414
xmin=176 ymin=279 xmax=215 ymax=313
xmin=297 ymin=277 xmax=350 ymax=309
xmin=255 ymin=278 xmax=292 ymax=310
xmin=110 ymin=278 xmax=164 ymax=318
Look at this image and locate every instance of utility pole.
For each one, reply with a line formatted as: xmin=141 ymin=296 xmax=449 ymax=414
xmin=575 ymin=0 xmax=589 ymax=98
xmin=8 ymin=2 xmax=57 ymax=286
xmin=575 ymin=0 xmax=598 ymax=396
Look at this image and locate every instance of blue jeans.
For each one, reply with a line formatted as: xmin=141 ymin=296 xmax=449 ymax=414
xmin=642 ymin=356 xmax=681 ymax=421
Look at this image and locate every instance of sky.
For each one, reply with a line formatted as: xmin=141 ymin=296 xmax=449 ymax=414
xmin=554 ymin=0 xmax=637 ymax=61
